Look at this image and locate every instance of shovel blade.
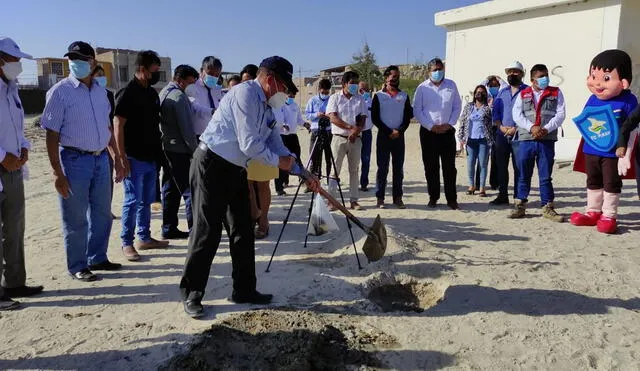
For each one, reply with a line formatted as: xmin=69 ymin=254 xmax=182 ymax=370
xmin=362 ymin=215 xmax=387 ymax=262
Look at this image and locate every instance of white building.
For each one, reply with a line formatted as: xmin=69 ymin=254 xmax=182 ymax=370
xmin=436 ymin=0 xmax=640 ymax=160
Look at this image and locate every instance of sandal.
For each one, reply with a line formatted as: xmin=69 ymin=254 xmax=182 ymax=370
xmin=466 ymin=188 xmax=476 ymax=195
xmin=478 ymin=190 xmax=487 ymax=197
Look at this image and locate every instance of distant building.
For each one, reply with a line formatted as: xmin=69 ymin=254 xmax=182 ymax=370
xmin=95 ymin=47 xmax=172 ymax=92
xmin=436 ymin=0 xmax=640 ymax=160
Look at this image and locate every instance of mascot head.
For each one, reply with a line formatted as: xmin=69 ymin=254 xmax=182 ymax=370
xmin=587 ymin=49 xmax=633 ymax=101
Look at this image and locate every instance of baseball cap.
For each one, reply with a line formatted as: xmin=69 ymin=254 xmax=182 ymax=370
xmin=0 ymin=37 xmax=33 ymax=59
xmin=259 ymin=56 xmax=298 ymax=94
xmin=64 ymin=41 xmax=95 ymax=61
xmin=505 ymin=61 xmax=525 ymax=74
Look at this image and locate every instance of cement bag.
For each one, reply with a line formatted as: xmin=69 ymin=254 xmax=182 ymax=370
xmin=307 ymin=193 xmax=339 ymax=236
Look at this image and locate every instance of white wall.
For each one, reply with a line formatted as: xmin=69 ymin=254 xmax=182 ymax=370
xmin=438 ymin=0 xmax=623 ymax=160
xmin=619 ymin=0 xmax=640 ymax=97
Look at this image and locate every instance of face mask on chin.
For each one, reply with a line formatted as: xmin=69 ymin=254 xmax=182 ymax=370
xmin=0 ymin=59 xmax=23 ymax=80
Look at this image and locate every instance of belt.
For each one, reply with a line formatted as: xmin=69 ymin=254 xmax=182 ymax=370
xmin=334 ymin=134 xmax=361 ymax=139
xmin=62 ymin=146 xmax=105 ymax=156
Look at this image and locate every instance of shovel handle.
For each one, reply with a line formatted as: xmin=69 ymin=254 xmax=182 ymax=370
xmin=298 ymin=169 xmax=370 ymax=233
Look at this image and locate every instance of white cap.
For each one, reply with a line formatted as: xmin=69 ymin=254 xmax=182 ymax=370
xmin=504 ymin=61 xmax=524 ymax=75
xmin=0 ymin=37 xmax=33 ymax=59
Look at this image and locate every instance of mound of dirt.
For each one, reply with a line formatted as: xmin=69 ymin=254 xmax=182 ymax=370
xmin=161 ymin=309 xmax=398 ymax=371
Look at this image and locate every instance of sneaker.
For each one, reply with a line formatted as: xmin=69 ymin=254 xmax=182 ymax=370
xmin=490 ymin=196 xmax=510 ymax=205
xmin=393 ymin=198 xmax=406 ymax=209
xmin=0 ymin=295 xmax=20 ymax=311
xmin=135 ymin=238 xmax=170 ymax=250
xmin=122 ymin=245 xmax=141 ymax=262
xmin=3 ymin=285 xmax=44 ymax=298
xmin=88 ymin=261 xmax=122 ymax=271
xmin=542 ymin=203 xmax=564 ymax=223
xmin=350 ymin=201 xmax=363 ymax=210
xmin=376 ymin=199 xmax=386 ymax=209
xmin=508 ymin=200 xmax=527 ymax=219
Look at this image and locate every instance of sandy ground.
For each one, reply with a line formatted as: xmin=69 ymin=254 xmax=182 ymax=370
xmin=1 ymin=117 xmax=640 ymax=370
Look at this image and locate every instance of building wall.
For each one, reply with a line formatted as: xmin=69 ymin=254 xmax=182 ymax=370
xmin=96 ymin=50 xmax=172 ymax=92
xmin=437 ymin=0 xmax=625 ymax=160
xmin=619 ymin=0 xmax=640 ymax=97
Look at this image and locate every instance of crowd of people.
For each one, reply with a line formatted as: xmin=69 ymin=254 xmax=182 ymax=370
xmin=1 ymin=36 xmax=640 ymax=317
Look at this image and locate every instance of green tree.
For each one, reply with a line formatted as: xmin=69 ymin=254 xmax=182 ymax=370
xmin=350 ymin=42 xmax=383 ymax=89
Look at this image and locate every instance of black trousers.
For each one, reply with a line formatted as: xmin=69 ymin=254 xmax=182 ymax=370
xmin=419 ymin=127 xmax=457 ymax=203
xmin=585 ymin=154 xmax=622 ymax=193
xmin=162 ymin=151 xmax=193 ymax=234
xmin=180 ymin=145 xmax=256 ymax=299
xmin=309 ymin=129 xmax=333 ymax=179
xmin=275 ymin=134 xmax=301 ymax=192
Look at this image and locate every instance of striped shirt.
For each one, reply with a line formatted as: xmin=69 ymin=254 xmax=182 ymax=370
xmin=0 ymin=77 xmax=30 ymax=163
xmin=41 ymin=76 xmax=112 ymax=151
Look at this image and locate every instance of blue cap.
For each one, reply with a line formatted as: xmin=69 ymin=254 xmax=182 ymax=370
xmin=259 ymin=56 xmax=298 ymax=94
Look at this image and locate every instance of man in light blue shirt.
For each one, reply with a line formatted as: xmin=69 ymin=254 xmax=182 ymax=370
xmin=0 ymin=37 xmax=43 ymax=311
xmin=305 ymin=78 xmax=333 ymax=183
xmin=413 ymin=58 xmax=462 ymax=209
xmin=180 ymin=56 xmax=320 ymax=318
xmin=42 ymin=41 xmax=124 ymax=282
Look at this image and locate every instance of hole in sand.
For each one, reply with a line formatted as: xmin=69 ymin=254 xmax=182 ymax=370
xmin=364 ymin=273 xmax=446 ymax=313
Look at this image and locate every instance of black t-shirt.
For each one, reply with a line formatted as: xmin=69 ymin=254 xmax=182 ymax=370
xmin=114 ymin=78 xmax=162 ymax=162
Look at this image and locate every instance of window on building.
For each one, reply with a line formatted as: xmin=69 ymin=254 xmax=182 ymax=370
xmin=119 ymin=66 xmax=128 ymax=82
xmin=158 ymin=71 xmax=167 ymax=82
xmin=50 ymin=61 xmax=64 ymax=76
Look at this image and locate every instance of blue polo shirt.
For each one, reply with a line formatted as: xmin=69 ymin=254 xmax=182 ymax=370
xmin=492 ymin=84 xmax=528 ymax=138
xmin=582 ymin=90 xmax=638 ymax=158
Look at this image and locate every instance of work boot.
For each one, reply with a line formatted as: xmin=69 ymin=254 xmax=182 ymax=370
xmin=542 ymin=202 xmax=564 ymax=223
xmin=508 ymin=199 xmax=526 ymax=219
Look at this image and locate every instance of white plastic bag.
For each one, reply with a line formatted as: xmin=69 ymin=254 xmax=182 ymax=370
xmin=307 ymin=193 xmax=339 ymax=236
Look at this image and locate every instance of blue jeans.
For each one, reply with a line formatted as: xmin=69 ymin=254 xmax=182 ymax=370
xmin=121 ymin=157 xmax=156 ymax=246
xmin=517 ymin=140 xmax=555 ymax=204
xmin=360 ymin=129 xmax=372 ymax=188
xmin=59 ymin=149 xmax=112 ymax=274
xmin=375 ymin=132 xmax=405 ymax=200
xmin=466 ymin=138 xmax=490 ymax=188
xmin=495 ymin=134 xmax=520 ymax=199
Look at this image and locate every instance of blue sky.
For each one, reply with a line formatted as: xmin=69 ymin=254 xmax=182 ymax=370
xmin=6 ymin=0 xmax=486 ymax=83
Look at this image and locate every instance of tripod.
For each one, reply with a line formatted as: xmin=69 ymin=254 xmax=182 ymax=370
xmin=266 ymin=125 xmax=362 ymax=272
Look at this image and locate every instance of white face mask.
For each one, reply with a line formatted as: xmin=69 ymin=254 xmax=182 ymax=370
xmin=1 ymin=60 xmax=23 ymax=80
xmin=267 ymin=77 xmax=288 ymax=109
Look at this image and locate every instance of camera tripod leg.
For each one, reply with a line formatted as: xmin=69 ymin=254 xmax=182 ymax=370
xmin=265 ymin=180 xmax=305 ymax=273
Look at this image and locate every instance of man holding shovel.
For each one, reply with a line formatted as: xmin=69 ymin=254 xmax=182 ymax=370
xmin=180 ymin=56 xmax=320 ymax=318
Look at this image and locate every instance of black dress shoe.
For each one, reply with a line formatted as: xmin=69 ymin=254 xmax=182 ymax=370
xmin=162 ymin=229 xmax=190 ymax=239
xmin=71 ymin=269 xmax=97 ymax=282
xmin=428 ymin=199 xmax=437 ymax=208
xmin=447 ymin=202 xmax=460 ymax=210
xmin=231 ymin=290 xmax=273 ymax=304
xmin=489 ymin=196 xmax=510 ymax=205
xmin=3 ymin=285 xmax=44 ymax=298
xmin=89 ymin=261 xmax=123 ymax=271
xmin=0 ymin=295 xmax=20 ymax=311
xmin=183 ymin=291 xmax=204 ymax=318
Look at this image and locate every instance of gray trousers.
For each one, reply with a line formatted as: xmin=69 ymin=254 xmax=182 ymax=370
xmin=0 ymin=167 xmax=26 ymax=297
xmin=330 ymin=135 xmax=362 ymax=202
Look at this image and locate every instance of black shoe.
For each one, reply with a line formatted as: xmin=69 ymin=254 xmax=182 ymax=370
xmin=89 ymin=261 xmax=123 ymax=271
xmin=0 ymin=295 xmax=20 ymax=311
xmin=428 ymin=199 xmax=437 ymax=208
xmin=489 ymin=196 xmax=510 ymax=205
xmin=276 ymin=190 xmax=287 ymax=196
xmin=183 ymin=291 xmax=204 ymax=318
xmin=447 ymin=202 xmax=460 ymax=210
xmin=360 ymin=186 xmax=369 ymax=192
xmin=71 ymin=269 xmax=97 ymax=282
xmin=162 ymin=229 xmax=190 ymax=239
xmin=231 ymin=290 xmax=273 ymax=305
xmin=3 ymin=285 xmax=44 ymax=298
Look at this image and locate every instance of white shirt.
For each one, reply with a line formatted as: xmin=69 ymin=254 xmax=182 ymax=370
xmin=186 ymin=78 xmax=223 ymax=135
xmin=326 ymin=91 xmax=368 ymax=136
xmin=281 ymin=101 xmax=304 ymax=135
xmin=0 ymin=77 xmax=30 ymax=191
xmin=512 ymin=88 xmax=566 ymax=133
xmin=413 ymin=78 xmax=462 ymax=130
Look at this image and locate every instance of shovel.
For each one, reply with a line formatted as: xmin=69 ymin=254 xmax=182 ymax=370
xmin=298 ymin=168 xmax=388 ymax=262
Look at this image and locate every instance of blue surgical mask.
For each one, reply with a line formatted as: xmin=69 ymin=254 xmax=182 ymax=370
xmin=94 ymin=76 xmax=107 ymax=87
xmin=489 ymin=87 xmax=499 ymax=97
xmin=347 ymin=84 xmax=358 ymax=95
xmin=204 ymin=75 xmax=218 ymax=88
xmin=363 ymin=92 xmax=371 ymax=100
xmin=320 ymin=93 xmax=330 ymax=100
xmin=536 ymin=76 xmax=550 ymax=89
xmin=430 ymin=70 xmax=444 ymax=83
xmin=286 ymin=97 xmax=294 ymax=105
xmin=69 ymin=60 xmax=91 ymax=79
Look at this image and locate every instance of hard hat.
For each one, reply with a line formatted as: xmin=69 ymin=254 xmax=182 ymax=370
xmin=504 ymin=61 xmax=525 ymax=74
